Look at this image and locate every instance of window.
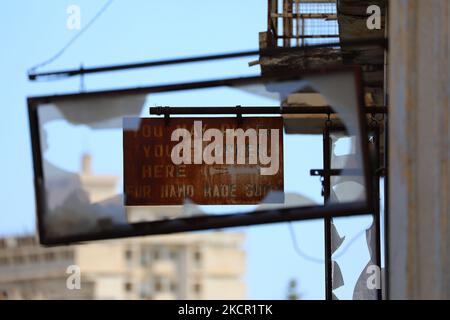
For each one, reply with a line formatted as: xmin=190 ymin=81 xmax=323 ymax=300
xmin=193 ymin=283 xmax=202 ymax=294
xmin=0 ymin=290 xmax=8 ymax=299
xmin=153 ymin=249 xmax=160 ymax=261
xmin=125 ymin=282 xmax=133 ymax=292
xmin=169 ymin=249 xmax=178 ymax=260
xmin=13 ymin=255 xmax=25 ymax=264
xmin=154 ymin=277 xmax=163 ymax=292
xmin=44 ymin=252 xmax=55 ymax=261
xmin=61 ymin=251 xmax=74 ymax=260
xmin=17 ymin=237 xmax=34 ymax=246
xmin=0 ymin=256 xmax=8 ymax=265
xmin=194 ymin=250 xmax=202 ymax=263
xmin=170 ymin=281 xmax=177 ymax=293
xmin=140 ymin=253 xmax=149 ymax=266
xmin=139 ymin=283 xmax=152 ymax=299
xmin=125 ymin=249 xmax=133 ymax=261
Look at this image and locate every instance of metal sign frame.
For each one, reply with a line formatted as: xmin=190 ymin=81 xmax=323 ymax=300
xmin=316 ymin=123 xmax=384 ymax=300
xmin=28 ymin=66 xmax=376 ymax=246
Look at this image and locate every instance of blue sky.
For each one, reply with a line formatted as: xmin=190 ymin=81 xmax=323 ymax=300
xmin=0 ymin=0 xmax=379 ymax=300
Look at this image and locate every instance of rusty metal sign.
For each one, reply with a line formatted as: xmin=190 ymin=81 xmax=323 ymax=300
xmin=123 ymin=117 xmax=284 ymax=205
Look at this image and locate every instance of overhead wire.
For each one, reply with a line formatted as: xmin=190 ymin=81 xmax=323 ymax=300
xmin=28 ymin=0 xmax=115 ymax=74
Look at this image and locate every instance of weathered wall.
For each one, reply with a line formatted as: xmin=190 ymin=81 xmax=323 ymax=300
xmin=389 ymin=0 xmax=450 ymax=299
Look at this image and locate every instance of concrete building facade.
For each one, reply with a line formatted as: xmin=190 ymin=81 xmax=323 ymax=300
xmin=0 ymin=154 xmax=246 ymax=300
xmin=388 ymin=0 xmax=450 ymax=300
xmin=0 ymin=232 xmax=246 ymax=300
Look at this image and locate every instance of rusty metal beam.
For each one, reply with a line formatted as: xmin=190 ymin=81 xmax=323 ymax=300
xmin=149 ymin=106 xmax=388 ymax=116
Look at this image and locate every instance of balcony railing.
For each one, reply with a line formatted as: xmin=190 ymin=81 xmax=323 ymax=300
xmin=265 ymin=0 xmax=338 ymax=48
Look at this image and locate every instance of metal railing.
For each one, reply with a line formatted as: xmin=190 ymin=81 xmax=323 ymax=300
xmin=266 ymin=0 xmax=338 ymax=48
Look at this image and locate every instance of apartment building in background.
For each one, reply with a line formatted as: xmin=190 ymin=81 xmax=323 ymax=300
xmin=0 ymin=232 xmax=245 ymax=300
xmin=0 ymin=154 xmax=246 ymax=300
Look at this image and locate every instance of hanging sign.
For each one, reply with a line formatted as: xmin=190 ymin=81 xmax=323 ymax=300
xmin=123 ymin=117 xmax=284 ymax=205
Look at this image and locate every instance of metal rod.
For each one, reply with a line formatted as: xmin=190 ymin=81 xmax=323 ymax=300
xmin=383 ymin=3 xmax=390 ymax=301
xmin=372 ymin=124 xmax=383 ymax=301
xmin=271 ymin=13 xmax=337 ymax=19
xmin=28 ymin=38 xmax=388 ymax=81
xmin=277 ymin=34 xmax=338 ymax=39
xmin=295 ymin=0 xmax=300 ymax=47
xmin=383 ymin=112 xmax=390 ymax=300
xmin=42 ymin=202 xmax=376 ymax=246
xmin=323 ymin=122 xmax=333 ymax=301
xmin=283 ymin=0 xmax=292 ymax=47
xmin=150 ymin=106 xmax=388 ymax=116
xmin=301 ymin=16 xmax=305 ymax=47
xmin=369 ymin=124 xmax=383 ymax=300
xmin=310 ymin=169 xmax=363 ymax=177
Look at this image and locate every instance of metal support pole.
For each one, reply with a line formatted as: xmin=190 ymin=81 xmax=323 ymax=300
xmin=383 ymin=2 xmax=390 ymax=301
xmin=268 ymin=0 xmax=278 ymax=41
xmin=323 ymin=121 xmax=333 ymax=300
xmin=383 ymin=115 xmax=389 ymax=300
xmin=370 ymin=123 xmax=383 ymax=301
xmin=283 ymin=0 xmax=293 ymax=47
xmin=295 ymin=0 xmax=300 ymax=47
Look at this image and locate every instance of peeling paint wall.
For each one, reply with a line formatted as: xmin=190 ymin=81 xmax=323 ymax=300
xmin=389 ymin=0 xmax=450 ymax=300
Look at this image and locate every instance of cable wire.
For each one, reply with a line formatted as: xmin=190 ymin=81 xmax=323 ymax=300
xmin=28 ymin=0 xmax=115 ymax=73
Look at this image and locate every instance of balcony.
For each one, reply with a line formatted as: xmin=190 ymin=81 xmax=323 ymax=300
xmin=263 ymin=0 xmax=338 ymax=49
xmin=258 ymin=0 xmax=342 ymax=77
